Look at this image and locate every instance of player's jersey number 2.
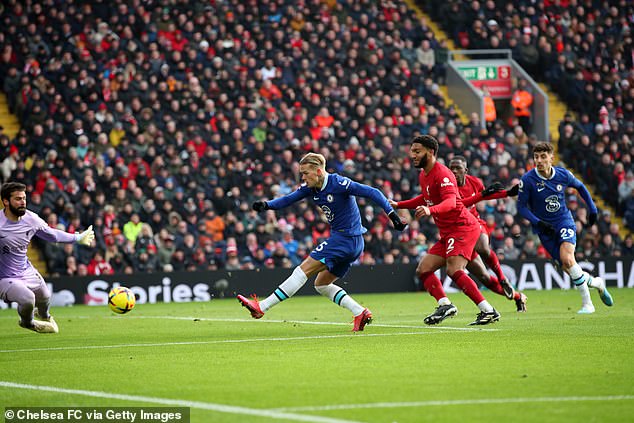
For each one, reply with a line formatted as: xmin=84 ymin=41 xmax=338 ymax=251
xmin=446 ymin=238 xmax=455 ymax=254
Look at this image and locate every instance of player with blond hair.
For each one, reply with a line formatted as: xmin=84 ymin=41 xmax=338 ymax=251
xmin=237 ymin=152 xmax=406 ymax=331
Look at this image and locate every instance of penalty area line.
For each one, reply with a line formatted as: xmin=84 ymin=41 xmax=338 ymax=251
xmin=274 ymin=395 xmax=634 ymax=412
xmin=0 ymin=381 xmax=360 ymax=423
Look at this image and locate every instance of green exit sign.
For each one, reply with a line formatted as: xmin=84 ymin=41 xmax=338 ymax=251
xmin=458 ymin=66 xmax=498 ymax=80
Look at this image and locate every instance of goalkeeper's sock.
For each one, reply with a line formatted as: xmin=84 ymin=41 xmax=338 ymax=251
xmin=315 ymin=284 xmax=364 ymax=315
xmin=259 ymin=267 xmax=308 ymax=312
xmin=568 ymin=264 xmax=592 ymax=306
xmin=484 ymin=251 xmax=505 ymax=282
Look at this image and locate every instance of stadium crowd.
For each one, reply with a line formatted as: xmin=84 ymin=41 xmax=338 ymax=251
xmin=0 ymin=0 xmax=632 ymax=277
xmin=424 ymin=0 xmax=634 ymax=227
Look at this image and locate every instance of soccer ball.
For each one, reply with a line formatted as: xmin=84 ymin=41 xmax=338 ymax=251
xmin=108 ymin=287 xmax=136 ymax=314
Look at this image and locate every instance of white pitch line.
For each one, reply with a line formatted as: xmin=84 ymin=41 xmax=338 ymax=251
xmin=134 ymin=315 xmax=498 ymax=332
xmin=0 ymin=330 xmax=461 ymax=354
xmin=0 ymin=381 xmax=361 ymax=423
xmin=274 ymin=395 xmax=634 ymax=412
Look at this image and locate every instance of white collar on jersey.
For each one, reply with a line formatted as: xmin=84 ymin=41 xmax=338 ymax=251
xmin=319 ymin=173 xmax=329 ymax=191
xmin=536 ymin=167 xmax=556 ymax=180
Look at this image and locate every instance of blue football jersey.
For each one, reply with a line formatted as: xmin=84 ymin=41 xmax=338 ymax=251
xmin=518 ymin=166 xmax=597 ymax=227
xmin=266 ymin=173 xmax=394 ymax=236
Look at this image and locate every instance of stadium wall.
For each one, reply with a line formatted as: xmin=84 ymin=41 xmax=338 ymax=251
xmin=3 ymin=258 xmax=632 ymax=308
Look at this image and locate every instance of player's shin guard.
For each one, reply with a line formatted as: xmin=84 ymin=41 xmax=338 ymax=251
xmin=450 ymin=270 xmax=486 ymax=305
xmin=484 ymin=251 xmax=505 ymax=282
xmin=315 ymin=284 xmax=364 ymax=315
xmin=419 ymin=271 xmax=448 ymax=303
xmin=259 ymin=267 xmax=308 ymax=312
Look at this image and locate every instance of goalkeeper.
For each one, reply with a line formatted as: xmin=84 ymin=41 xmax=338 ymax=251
xmin=0 ymin=182 xmax=95 ymax=333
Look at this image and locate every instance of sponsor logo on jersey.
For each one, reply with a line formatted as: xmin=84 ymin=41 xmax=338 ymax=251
xmin=440 ymin=177 xmax=454 ymax=187
xmin=545 ymin=195 xmax=561 ymax=212
xmin=321 ymin=205 xmax=334 ymax=222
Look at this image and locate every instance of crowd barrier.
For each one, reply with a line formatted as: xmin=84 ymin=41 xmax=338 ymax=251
xmin=2 ymin=258 xmax=632 ymax=308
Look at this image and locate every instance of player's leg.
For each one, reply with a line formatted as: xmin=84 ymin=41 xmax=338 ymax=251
xmin=32 ymin=275 xmax=59 ymax=332
xmin=475 ymin=232 xmax=510 ymax=296
xmin=559 ymin=242 xmax=613 ymax=311
xmin=467 ymin=255 xmax=527 ymax=311
xmin=314 ymin=271 xmax=371 ymax=331
xmin=238 ymin=257 xmax=319 ymax=318
xmin=311 ymin=234 xmax=371 ymax=331
xmin=466 ymin=255 xmax=506 ymax=296
xmin=0 ymin=278 xmax=55 ymax=333
xmin=417 ymin=247 xmax=457 ymax=325
xmin=446 ymin=229 xmax=499 ymax=325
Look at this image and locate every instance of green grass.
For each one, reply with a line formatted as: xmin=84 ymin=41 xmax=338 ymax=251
xmin=1 ymin=289 xmax=633 ymax=422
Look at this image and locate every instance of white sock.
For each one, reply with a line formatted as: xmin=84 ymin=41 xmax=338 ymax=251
xmin=315 ymin=284 xmax=365 ymax=316
xmin=260 ymin=267 xmax=308 ymax=312
xmin=438 ymin=297 xmax=451 ymax=306
xmin=568 ymin=265 xmax=593 ymax=306
xmin=477 ymin=300 xmax=494 ymax=313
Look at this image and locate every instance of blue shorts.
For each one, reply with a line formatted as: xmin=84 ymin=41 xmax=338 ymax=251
xmin=536 ymin=221 xmax=577 ymax=264
xmin=309 ymin=233 xmax=364 ymax=278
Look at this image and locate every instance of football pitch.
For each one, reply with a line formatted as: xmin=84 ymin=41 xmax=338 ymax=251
xmin=1 ymin=289 xmax=633 ymax=423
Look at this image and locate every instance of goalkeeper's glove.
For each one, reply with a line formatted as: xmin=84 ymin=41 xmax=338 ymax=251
xmin=481 ymin=182 xmax=505 ymax=198
xmin=537 ymin=220 xmax=556 ymax=237
xmin=388 ymin=211 xmax=407 ymax=231
xmin=586 ymin=212 xmax=597 ymax=227
xmin=252 ymin=201 xmax=269 ymax=212
xmin=506 ymin=184 xmax=519 ymax=197
xmin=76 ymin=225 xmax=95 ymax=246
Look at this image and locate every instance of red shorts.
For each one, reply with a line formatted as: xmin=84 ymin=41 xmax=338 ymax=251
xmin=477 ymin=218 xmax=488 ymax=236
xmin=428 ymin=226 xmax=480 ymax=260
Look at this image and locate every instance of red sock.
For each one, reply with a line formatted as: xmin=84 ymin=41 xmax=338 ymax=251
xmin=450 ymin=270 xmax=485 ymax=305
xmin=485 ymin=251 xmax=505 ymax=282
xmin=419 ymin=271 xmax=447 ymax=302
xmin=481 ymin=274 xmax=505 ymax=296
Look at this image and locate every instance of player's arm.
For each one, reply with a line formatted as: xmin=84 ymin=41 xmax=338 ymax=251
xmin=517 ymin=179 xmax=540 ymax=225
xmin=347 ymin=180 xmax=407 ymax=230
xmin=394 ymin=194 xmax=425 ymax=209
xmin=568 ymin=171 xmax=598 ymax=224
xmin=253 ymin=186 xmax=310 ymax=212
xmin=428 ymin=190 xmax=456 ymax=215
xmin=36 ymin=224 xmax=95 ymax=246
xmin=461 ymin=183 xmax=518 ymax=208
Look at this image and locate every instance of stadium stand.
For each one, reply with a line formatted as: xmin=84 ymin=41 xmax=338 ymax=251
xmin=0 ymin=0 xmax=631 ymax=276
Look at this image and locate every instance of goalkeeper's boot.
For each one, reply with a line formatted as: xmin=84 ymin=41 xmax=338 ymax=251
xmin=468 ymin=309 xmax=500 ymax=326
xmin=19 ymin=319 xmax=57 ymax=334
xmin=424 ymin=304 xmax=458 ymax=325
xmin=515 ymin=292 xmax=528 ymax=312
xmin=352 ymin=308 xmax=373 ymax=332
xmin=500 ymin=278 xmax=515 ymax=300
xmin=591 ymin=276 xmax=614 ymax=307
xmin=35 ymin=310 xmax=59 ymax=333
xmin=237 ymin=294 xmax=264 ymax=319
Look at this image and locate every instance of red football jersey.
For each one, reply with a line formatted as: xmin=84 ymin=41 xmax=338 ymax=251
xmin=399 ymin=162 xmax=479 ymax=236
xmin=459 ymin=174 xmax=485 ymax=221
